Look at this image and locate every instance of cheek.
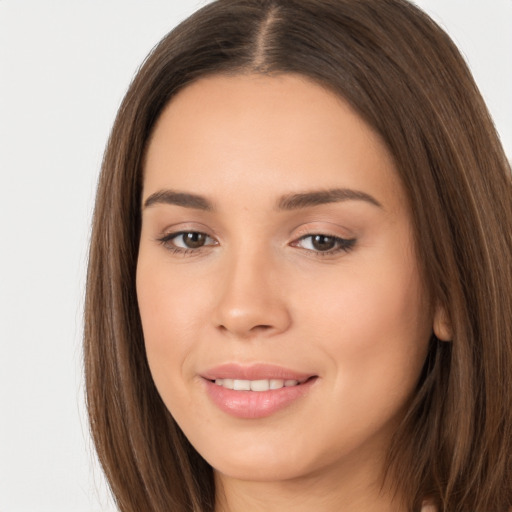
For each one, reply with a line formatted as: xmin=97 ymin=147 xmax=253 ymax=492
xmin=136 ymin=256 xmax=210 ymax=388
xmin=301 ymin=247 xmax=431 ymax=401
xmin=336 ymin=269 xmax=428 ymax=347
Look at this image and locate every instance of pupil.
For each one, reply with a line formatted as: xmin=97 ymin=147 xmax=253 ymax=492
xmin=184 ymin=232 xmax=206 ymax=248
xmin=312 ymin=235 xmax=335 ymax=251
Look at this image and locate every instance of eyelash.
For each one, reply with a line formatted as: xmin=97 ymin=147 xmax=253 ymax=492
xmin=157 ymin=232 xmax=218 ymax=256
xmin=291 ymin=233 xmax=356 ymax=256
xmin=157 ymin=231 xmax=356 ymax=258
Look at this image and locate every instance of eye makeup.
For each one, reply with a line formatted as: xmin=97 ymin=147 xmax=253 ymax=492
xmin=156 ymin=229 xmax=356 ymax=258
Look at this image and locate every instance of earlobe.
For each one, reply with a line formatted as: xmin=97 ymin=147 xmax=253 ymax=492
xmin=433 ymin=305 xmax=452 ymax=341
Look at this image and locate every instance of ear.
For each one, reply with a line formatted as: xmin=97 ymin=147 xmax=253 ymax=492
xmin=433 ymin=304 xmax=452 ymax=341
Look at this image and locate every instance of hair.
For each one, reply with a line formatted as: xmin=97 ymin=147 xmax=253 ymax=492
xmin=84 ymin=0 xmax=512 ymax=511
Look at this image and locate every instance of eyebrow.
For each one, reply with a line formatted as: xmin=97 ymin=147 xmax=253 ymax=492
xmin=276 ymin=188 xmax=382 ymax=210
xmin=142 ymin=187 xmax=382 ymax=211
xmin=143 ymin=190 xmax=214 ymax=211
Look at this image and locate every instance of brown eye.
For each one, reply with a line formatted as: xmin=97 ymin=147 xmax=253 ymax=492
xmin=311 ymin=235 xmax=336 ymax=251
xmin=294 ymin=234 xmax=356 ymax=255
xmin=158 ymin=231 xmax=217 ymax=252
xmin=180 ymin=232 xmax=207 ymax=249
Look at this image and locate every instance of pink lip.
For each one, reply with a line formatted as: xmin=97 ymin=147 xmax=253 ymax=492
xmin=200 ymin=363 xmax=317 ymax=419
xmin=201 ymin=363 xmax=313 ymax=381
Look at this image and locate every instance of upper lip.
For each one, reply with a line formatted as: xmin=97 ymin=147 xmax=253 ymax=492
xmin=201 ymin=363 xmax=316 ymax=382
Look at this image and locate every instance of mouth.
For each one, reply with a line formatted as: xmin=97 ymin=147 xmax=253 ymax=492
xmin=208 ymin=376 xmax=315 ymax=391
xmin=201 ymin=362 xmax=316 ymax=382
xmin=200 ymin=364 xmax=318 ymax=419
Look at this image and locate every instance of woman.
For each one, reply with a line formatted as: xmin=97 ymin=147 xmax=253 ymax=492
xmin=84 ymin=0 xmax=512 ymax=510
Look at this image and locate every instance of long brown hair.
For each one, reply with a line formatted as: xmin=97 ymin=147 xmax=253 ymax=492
xmin=84 ymin=1 xmax=512 ymax=510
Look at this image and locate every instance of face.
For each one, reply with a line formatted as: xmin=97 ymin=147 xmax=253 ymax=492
xmin=137 ymin=74 xmax=435 ymax=485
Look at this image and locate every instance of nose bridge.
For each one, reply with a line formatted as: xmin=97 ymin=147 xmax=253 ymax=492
xmin=213 ymin=240 xmax=291 ymax=338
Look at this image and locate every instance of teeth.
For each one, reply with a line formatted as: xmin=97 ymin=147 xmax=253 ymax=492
xmin=233 ymin=379 xmax=251 ymax=391
xmin=270 ymin=379 xmax=284 ymax=390
xmin=219 ymin=378 xmax=234 ymax=389
xmin=214 ymin=378 xmax=302 ymax=391
xmin=250 ymin=379 xmax=269 ymax=392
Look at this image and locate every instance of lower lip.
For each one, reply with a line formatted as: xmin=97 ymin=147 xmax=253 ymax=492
xmin=203 ymin=378 xmax=317 ymax=419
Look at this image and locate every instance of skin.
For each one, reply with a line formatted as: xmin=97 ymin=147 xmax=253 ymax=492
xmin=137 ymin=73 xmax=445 ymax=511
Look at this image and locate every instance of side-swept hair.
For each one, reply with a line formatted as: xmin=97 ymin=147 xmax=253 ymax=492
xmin=84 ymin=1 xmax=512 ymax=510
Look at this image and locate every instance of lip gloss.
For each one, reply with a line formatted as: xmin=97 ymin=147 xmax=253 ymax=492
xmin=204 ymin=379 xmax=315 ymax=419
xmin=201 ymin=364 xmax=317 ymax=419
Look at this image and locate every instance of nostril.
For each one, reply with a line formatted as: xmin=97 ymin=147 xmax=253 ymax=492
xmin=250 ymin=324 xmax=273 ymax=331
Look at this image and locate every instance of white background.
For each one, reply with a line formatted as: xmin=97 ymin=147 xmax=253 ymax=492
xmin=0 ymin=1 xmax=510 ymax=511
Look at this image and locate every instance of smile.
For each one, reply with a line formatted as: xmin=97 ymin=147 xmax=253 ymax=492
xmin=201 ymin=365 xmax=318 ymax=419
xmin=213 ymin=378 xmax=306 ymax=391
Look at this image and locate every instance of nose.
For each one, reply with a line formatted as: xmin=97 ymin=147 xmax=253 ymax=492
xmin=212 ymin=248 xmax=292 ymax=339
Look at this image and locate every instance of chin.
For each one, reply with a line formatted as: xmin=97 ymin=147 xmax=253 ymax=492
xmin=213 ymin=458 xmax=306 ymax=483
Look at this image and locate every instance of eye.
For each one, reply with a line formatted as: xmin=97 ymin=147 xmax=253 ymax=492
xmin=173 ymin=232 xmax=211 ymax=249
xmin=158 ymin=231 xmax=217 ymax=253
xmin=293 ymin=234 xmax=356 ymax=255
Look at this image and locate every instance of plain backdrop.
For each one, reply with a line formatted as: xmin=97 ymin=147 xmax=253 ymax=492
xmin=0 ymin=1 xmax=510 ymax=511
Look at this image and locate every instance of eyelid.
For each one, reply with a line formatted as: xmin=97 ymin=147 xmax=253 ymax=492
xmin=155 ymin=219 xmax=219 ymax=242
xmin=290 ymin=223 xmax=355 ymax=242
xmin=291 ymin=233 xmax=356 ymax=255
xmin=156 ymin=229 xmax=218 ymax=255
xmin=168 ymin=231 xmax=217 ymax=247
xmin=289 ymin=223 xmax=357 ymax=256
xmin=154 ymin=223 xmax=356 ymax=257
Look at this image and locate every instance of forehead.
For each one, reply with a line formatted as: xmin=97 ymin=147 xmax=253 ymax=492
xmin=143 ymin=73 xmax=405 ymax=215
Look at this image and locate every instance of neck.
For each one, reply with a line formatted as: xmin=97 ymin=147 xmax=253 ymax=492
xmin=214 ymin=455 xmax=405 ymax=512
